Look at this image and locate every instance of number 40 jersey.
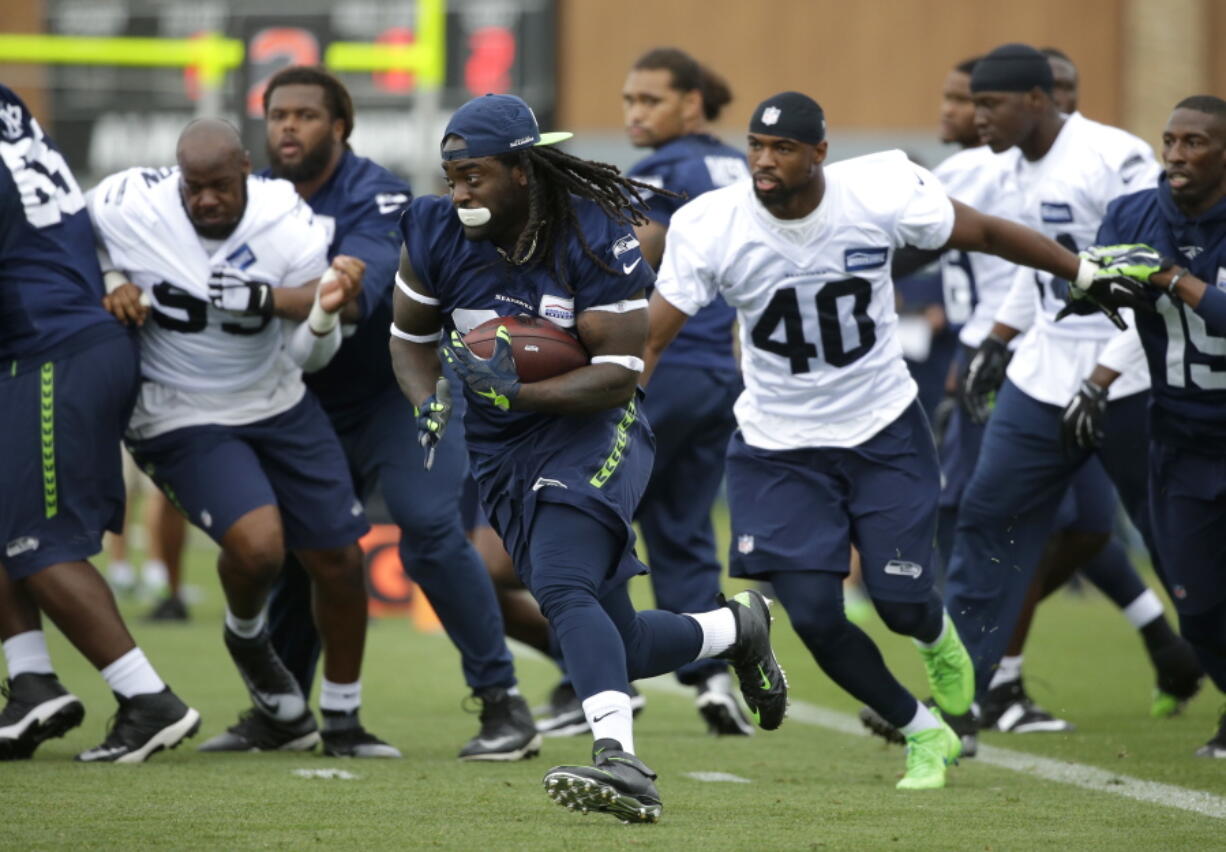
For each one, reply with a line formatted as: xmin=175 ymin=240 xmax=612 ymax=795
xmin=655 ymin=149 xmax=955 ymax=451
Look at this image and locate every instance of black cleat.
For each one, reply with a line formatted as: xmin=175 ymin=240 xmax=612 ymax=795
xmin=979 ymin=680 xmax=1074 ymax=734
xmin=0 ymin=673 xmax=85 ymax=760
xmin=458 ymin=687 xmax=542 ymax=761
xmin=859 ymin=701 xmax=980 ymax=758
xmin=1150 ymin=639 xmax=1204 ymax=718
xmin=695 ymin=672 xmax=754 ymax=736
xmin=1194 ymin=707 xmax=1226 ymax=759
xmin=543 ymin=738 xmax=662 ymax=823
xmin=535 ymin=681 xmax=645 ymax=738
xmin=321 ymin=710 xmax=401 ymax=758
xmin=223 ymin=626 xmax=307 ymax=724
xmin=718 ymin=590 xmax=788 ymax=730
xmin=75 ymin=688 xmax=200 ymax=763
xmin=197 ymin=707 xmax=320 ymax=752
xmin=146 ymin=596 xmax=189 ymax=623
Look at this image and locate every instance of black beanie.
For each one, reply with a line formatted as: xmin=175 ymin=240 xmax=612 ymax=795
xmin=749 ymin=91 xmax=826 ymax=144
xmin=970 ymin=43 xmax=1054 ymax=93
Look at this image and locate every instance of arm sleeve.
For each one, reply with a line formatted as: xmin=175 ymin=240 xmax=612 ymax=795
xmin=335 ymin=220 xmax=402 ymax=322
xmin=651 ymin=209 xmax=720 ymax=316
xmin=1097 ymin=323 xmax=1146 ymax=376
xmin=284 ymin=318 xmax=342 ymax=372
xmin=895 ymin=163 xmax=957 ymax=250
xmin=1193 ymin=285 xmax=1226 ymax=336
xmin=994 ymin=265 xmax=1037 ymax=332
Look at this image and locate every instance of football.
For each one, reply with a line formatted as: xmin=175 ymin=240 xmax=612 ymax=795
xmin=462 ymin=315 xmax=589 ymax=383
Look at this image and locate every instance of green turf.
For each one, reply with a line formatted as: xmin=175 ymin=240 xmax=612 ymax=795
xmin=6 ymin=521 xmax=1224 ymax=850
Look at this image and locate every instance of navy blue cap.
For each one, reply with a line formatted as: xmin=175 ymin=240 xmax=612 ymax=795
xmin=441 ymin=94 xmax=573 ymax=161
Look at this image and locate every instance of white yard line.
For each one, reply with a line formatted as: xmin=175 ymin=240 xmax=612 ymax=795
xmin=639 ymin=676 xmax=1226 ymax=820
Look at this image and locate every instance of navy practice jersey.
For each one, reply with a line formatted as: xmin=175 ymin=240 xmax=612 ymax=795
xmin=259 ymin=150 xmax=410 ymax=417
xmin=401 ymin=194 xmax=654 ymax=453
xmin=1098 ymin=177 xmax=1226 ymax=451
xmin=627 ymin=133 xmax=747 ymax=372
xmin=0 ymin=85 xmax=119 ymax=364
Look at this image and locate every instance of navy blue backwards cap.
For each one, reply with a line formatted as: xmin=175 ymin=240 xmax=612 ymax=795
xmin=750 ymin=92 xmax=826 ymax=145
xmin=441 ymin=93 xmax=573 ymax=161
xmin=970 ymin=43 xmax=1054 ymax=93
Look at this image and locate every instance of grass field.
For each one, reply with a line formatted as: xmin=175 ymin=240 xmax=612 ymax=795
xmin=7 ymin=517 xmax=1224 ymax=851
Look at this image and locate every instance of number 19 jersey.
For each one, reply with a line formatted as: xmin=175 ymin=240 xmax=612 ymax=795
xmin=655 ymin=150 xmax=955 ymax=450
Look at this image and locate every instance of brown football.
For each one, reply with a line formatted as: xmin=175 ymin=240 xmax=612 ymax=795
xmin=462 ymin=315 xmax=589 ymax=383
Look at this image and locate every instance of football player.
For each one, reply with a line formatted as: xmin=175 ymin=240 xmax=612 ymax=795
xmin=0 ymin=85 xmax=198 ymax=762
xmin=1060 ymin=95 xmax=1226 ymax=757
xmin=390 ymin=93 xmax=788 ymax=822
xmin=90 ymin=118 xmax=395 ymax=757
xmin=197 ymin=66 xmax=538 ymax=761
xmin=535 ymin=47 xmax=753 ymax=738
xmin=643 ymin=90 xmax=1097 ymax=790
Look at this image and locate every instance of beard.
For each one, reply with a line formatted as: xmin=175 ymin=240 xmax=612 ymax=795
xmin=268 ymin=135 xmax=336 ymax=184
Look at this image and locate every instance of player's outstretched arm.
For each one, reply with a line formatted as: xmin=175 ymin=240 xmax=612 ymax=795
xmin=509 ymin=298 xmax=648 ymax=415
xmin=642 ymin=291 xmax=690 ymax=386
xmin=389 ymin=245 xmax=445 ymax=409
xmin=272 ymin=255 xmax=366 ymax=323
xmin=945 ymin=199 xmax=1084 ymax=285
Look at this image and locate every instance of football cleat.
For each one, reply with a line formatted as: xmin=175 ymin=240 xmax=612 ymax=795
xmin=223 ymin=626 xmax=306 ymax=724
xmin=458 ymin=687 xmax=542 ymax=761
xmin=1150 ymin=639 xmax=1203 ymax=719
xmin=917 ymin=614 xmax=975 ymax=716
xmin=718 ymin=590 xmax=788 ymax=730
xmin=198 ymin=707 xmax=320 ymax=752
xmin=0 ymin=673 xmax=85 ymax=760
xmin=896 ymin=715 xmax=961 ymax=790
xmin=535 ymin=681 xmax=645 ymax=737
xmin=146 ymin=596 xmax=189 ymax=623
xmin=75 ymin=688 xmax=200 ymax=763
xmin=543 ymin=738 xmax=662 ymax=823
xmin=979 ymin=680 xmax=1074 ymax=733
xmin=1194 ymin=708 xmax=1226 ymax=758
xmin=321 ymin=711 xmax=401 ymax=758
xmin=694 ymin=672 xmax=754 ymax=736
xmin=859 ymin=701 xmax=979 ymax=758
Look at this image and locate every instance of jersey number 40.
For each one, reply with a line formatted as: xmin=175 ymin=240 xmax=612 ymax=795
xmin=751 ymin=278 xmax=876 ymax=373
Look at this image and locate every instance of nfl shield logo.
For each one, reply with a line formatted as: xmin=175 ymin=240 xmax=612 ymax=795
xmin=737 ymin=534 xmax=755 ymax=554
xmin=761 ymin=106 xmax=781 ymax=126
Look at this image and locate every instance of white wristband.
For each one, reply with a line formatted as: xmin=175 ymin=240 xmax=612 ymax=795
xmin=590 ymin=354 xmax=645 ymax=373
xmin=308 ymin=268 xmax=340 ymax=335
xmin=1073 ymin=257 xmax=1097 ymax=292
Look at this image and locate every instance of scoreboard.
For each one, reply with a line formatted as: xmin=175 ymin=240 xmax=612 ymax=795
xmin=43 ymin=0 xmax=557 ymax=185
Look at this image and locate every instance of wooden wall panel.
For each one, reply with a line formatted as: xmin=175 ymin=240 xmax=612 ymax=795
xmin=0 ymin=0 xmax=48 ymax=123
xmin=558 ymin=0 xmax=1124 ymax=132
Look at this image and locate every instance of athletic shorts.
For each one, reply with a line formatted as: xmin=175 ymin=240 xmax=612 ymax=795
xmin=127 ymin=392 xmax=368 ymax=551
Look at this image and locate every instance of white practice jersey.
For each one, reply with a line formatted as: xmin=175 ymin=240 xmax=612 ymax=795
xmin=933 ymin=145 xmax=1020 ymax=348
xmin=656 ymin=150 xmax=955 ymax=450
xmin=89 ymin=169 xmax=329 ymax=438
xmin=996 ymin=112 xmax=1159 ymax=405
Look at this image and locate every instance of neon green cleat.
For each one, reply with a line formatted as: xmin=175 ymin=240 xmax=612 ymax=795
xmin=896 ymin=718 xmax=961 ymax=791
xmin=917 ymin=614 xmax=975 ymax=716
xmin=1151 ymin=689 xmax=1185 ymax=719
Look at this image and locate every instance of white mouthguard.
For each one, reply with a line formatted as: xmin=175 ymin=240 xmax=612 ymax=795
xmin=456 ymin=206 xmax=492 ymax=227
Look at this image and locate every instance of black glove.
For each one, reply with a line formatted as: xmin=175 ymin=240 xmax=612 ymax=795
xmin=414 ymin=377 xmax=452 ymax=470
xmin=1061 ymin=378 xmax=1109 ymax=452
xmin=208 ymin=267 xmax=273 ymax=317
xmin=962 ymin=334 xmax=1010 ymax=425
xmin=439 ymin=326 xmax=521 ymax=411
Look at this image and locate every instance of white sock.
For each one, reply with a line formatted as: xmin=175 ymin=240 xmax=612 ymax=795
xmin=3 ymin=630 xmax=55 ymax=677
xmin=100 ymin=647 xmax=166 ymax=698
xmin=141 ymin=559 xmax=168 ymax=589
xmin=988 ymin=654 xmax=1024 ymax=690
xmin=109 ymin=560 xmax=135 ymax=586
xmin=1124 ymin=589 xmax=1164 ymax=629
xmin=899 ymin=700 xmax=941 ymax=736
xmin=686 ymin=608 xmax=737 ymax=658
xmin=915 ymin=613 xmax=949 ymax=650
xmin=224 ymin=607 xmax=267 ymax=639
xmin=583 ymin=690 xmax=635 ymax=754
xmin=320 ymin=678 xmax=362 ymax=715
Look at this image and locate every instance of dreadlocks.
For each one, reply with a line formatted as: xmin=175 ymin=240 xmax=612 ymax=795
xmin=496 ymin=146 xmax=682 ymax=286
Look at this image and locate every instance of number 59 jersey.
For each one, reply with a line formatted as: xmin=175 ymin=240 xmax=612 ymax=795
xmin=655 ymin=150 xmax=955 ymax=450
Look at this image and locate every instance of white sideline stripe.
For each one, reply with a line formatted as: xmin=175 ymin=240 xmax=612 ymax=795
xmin=637 ymin=676 xmax=1226 ymax=820
xmin=292 ymin=768 xmax=360 ymax=781
xmin=684 ymin=771 xmax=751 ymax=783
